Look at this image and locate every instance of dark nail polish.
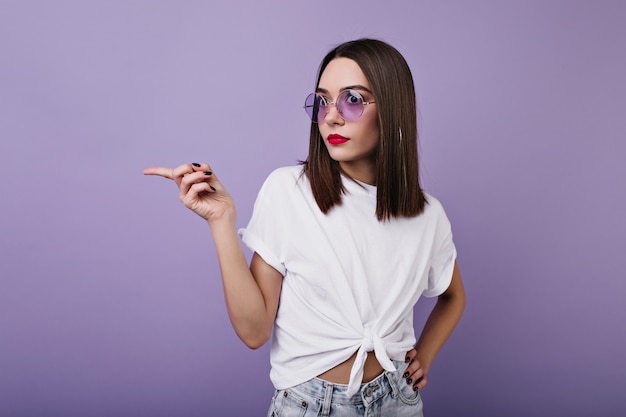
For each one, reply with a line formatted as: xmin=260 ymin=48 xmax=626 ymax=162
xmin=210 ymin=186 xmax=216 ymax=191
xmin=403 ymin=372 xmax=409 ymax=378
xmin=413 ymin=386 xmax=419 ymax=392
xmin=204 ymin=171 xmax=212 ymax=176
xmin=405 ymin=357 xmax=410 ymax=363
xmin=192 ymin=163 xmax=201 ymax=167
xmin=407 ymin=378 xmax=412 ymax=384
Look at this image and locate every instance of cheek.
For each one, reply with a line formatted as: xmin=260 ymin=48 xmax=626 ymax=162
xmin=364 ymin=114 xmax=380 ymax=144
xmin=364 ymin=108 xmax=379 ymax=132
xmin=366 ymin=132 xmax=380 ymax=151
xmin=318 ymin=124 xmax=329 ymax=139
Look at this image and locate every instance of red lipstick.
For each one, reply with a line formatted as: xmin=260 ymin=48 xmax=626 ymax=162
xmin=327 ymin=133 xmax=349 ymax=145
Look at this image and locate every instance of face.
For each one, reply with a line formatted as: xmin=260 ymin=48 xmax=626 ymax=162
xmin=316 ymin=57 xmax=380 ymax=183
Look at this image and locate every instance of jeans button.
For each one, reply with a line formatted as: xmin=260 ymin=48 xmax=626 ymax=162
xmin=366 ymin=387 xmax=373 ymax=396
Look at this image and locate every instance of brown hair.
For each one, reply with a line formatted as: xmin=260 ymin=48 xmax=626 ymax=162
xmin=302 ymin=38 xmax=427 ymax=220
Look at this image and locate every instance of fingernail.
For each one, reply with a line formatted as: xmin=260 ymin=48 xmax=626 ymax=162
xmin=403 ymin=372 xmax=409 ymax=378
xmin=413 ymin=386 xmax=419 ymax=392
xmin=405 ymin=357 xmax=410 ymax=363
xmin=192 ymin=163 xmax=201 ymax=167
xmin=204 ymin=171 xmax=212 ymax=176
xmin=407 ymin=378 xmax=412 ymax=385
xmin=210 ymin=186 xmax=216 ymax=191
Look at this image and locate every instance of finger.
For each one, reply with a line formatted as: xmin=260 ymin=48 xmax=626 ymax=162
xmin=404 ymin=348 xmax=417 ymax=364
xmin=189 ymin=162 xmax=213 ymax=173
xmin=403 ymin=350 xmax=425 ymax=385
xmin=179 ymin=171 xmax=214 ymax=198
xmin=405 ymin=366 xmax=424 ymax=385
xmin=182 ymin=182 xmax=214 ymax=206
xmin=173 ymin=163 xmax=213 ymax=188
xmin=403 ymin=348 xmax=418 ymax=377
xmin=199 ymin=167 xmax=224 ymax=191
xmin=172 ymin=163 xmax=200 ymax=180
xmin=143 ymin=167 xmax=175 ymax=179
xmin=404 ymin=356 xmax=422 ymax=375
xmin=413 ymin=375 xmax=428 ymax=391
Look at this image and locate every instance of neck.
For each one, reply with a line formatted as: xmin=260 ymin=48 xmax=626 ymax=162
xmin=339 ymin=161 xmax=376 ymax=185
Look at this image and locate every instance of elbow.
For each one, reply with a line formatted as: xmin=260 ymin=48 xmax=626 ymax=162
xmin=438 ymin=291 xmax=466 ymax=315
xmin=452 ymin=286 xmax=467 ymax=309
xmin=438 ymin=282 xmax=466 ymax=316
xmin=242 ymin=338 xmax=266 ymax=350
xmin=239 ymin=330 xmax=271 ymax=350
xmin=449 ymin=285 xmax=467 ymax=310
xmin=440 ymin=263 xmax=466 ymax=312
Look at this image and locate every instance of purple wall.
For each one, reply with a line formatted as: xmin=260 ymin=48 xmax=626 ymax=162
xmin=1 ymin=1 xmax=624 ymax=416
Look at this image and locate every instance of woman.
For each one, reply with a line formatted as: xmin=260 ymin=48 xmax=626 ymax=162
xmin=145 ymin=38 xmax=465 ymax=416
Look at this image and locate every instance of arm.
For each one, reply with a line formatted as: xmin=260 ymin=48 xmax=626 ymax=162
xmin=404 ymin=261 xmax=466 ymax=390
xmin=209 ymin=219 xmax=282 ymax=349
xmin=144 ymin=163 xmax=282 ymax=349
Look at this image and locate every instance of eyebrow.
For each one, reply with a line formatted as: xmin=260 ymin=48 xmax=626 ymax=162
xmin=316 ymin=85 xmax=374 ymax=95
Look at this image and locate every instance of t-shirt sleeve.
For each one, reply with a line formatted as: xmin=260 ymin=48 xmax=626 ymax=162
xmin=422 ymin=200 xmax=457 ymax=298
xmin=238 ymin=170 xmax=289 ymax=276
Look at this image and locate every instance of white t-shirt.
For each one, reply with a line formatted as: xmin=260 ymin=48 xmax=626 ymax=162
xmin=239 ymin=166 xmax=456 ymax=397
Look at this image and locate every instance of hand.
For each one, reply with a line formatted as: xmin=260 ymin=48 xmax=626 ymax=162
xmin=404 ymin=348 xmax=428 ymax=391
xmin=143 ymin=162 xmax=235 ymax=223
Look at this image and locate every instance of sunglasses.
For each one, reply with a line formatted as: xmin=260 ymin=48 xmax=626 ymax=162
xmin=303 ymin=89 xmax=375 ymax=123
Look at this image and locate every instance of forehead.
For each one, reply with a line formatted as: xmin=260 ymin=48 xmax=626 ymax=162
xmin=318 ymin=57 xmax=371 ymax=91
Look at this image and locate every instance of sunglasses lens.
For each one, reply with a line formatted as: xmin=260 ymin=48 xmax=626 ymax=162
xmin=337 ymin=90 xmax=364 ymax=121
xmin=304 ymin=93 xmax=325 ymax=123
xmin=304 ymin=90 xmax=366 ymax=122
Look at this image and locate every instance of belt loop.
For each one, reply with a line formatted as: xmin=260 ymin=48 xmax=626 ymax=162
xmin=321 ymin=382 xmax=334 ymax=417
xmin=386 ymin=369 xmax=400 ymax=399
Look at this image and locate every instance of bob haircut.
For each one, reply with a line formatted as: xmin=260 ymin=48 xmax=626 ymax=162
xmin=302 ymin=38 xmax=427 ymax=221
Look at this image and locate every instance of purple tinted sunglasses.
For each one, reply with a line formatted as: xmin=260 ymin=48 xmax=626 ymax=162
xmin=303 ymin=89 xmax=375 ymax=123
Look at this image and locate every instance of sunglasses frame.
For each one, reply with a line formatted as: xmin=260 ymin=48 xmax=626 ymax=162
xmin=303 ymin=89 xmax=376 ymax=123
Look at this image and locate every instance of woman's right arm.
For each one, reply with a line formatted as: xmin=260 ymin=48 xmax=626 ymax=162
xmin=144 ymin=163 xmax=282 ymax=349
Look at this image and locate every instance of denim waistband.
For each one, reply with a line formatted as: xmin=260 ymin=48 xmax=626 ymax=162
xmin=287 ymin=360 xmax=408 ymax=406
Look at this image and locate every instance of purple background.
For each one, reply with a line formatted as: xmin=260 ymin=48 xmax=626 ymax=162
xmin=1 ymin=1 xmax=624 ymax=416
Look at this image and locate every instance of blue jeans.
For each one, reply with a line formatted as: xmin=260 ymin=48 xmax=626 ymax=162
xmin=267 ymin=360 xmax=424 ymax=417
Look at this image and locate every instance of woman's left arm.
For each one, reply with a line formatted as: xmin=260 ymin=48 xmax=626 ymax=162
xmin=404 ymin=261 xmax=466 ymax=391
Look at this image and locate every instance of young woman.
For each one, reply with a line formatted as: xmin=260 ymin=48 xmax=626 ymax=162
xmin=145 ymin=39 xmax=466 ymax=416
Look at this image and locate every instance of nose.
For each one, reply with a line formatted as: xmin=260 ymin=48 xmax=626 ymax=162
xmin=324 ymin=103 xmax=345 ymax=125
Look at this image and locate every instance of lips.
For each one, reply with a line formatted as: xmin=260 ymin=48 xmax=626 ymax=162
xmin=327 ymin=133 xmax=349 ymax=145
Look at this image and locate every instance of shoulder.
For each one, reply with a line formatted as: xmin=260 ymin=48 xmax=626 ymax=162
xmin=263 ymin=165 xmax=305 ymax=186
xmin=258 ymin=165 xmax=307 ymax=195
xmin=421 ymin=192 xmax=452 ymax=222
xmin=266 ymin=165 xmax=304 ymax=182
xmin=421 ymin=193 xmax=454 ymax=231
xmin=422 ymin=192 xmax=445 ymax=213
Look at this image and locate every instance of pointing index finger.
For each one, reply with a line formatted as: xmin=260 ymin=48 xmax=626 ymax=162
xmin=143 ymin=167 xmax=175 ymax=179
